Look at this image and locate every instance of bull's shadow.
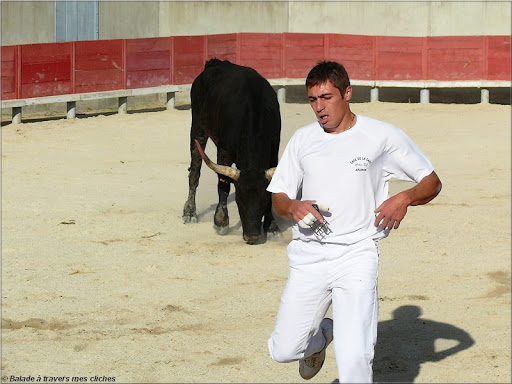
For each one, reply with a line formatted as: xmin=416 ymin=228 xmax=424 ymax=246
xmin=331 ymin=305 xmax=475 ymax=383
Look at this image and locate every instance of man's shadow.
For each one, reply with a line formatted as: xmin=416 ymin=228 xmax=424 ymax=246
xmin=372 ymin=305 xmax=475 ymax=383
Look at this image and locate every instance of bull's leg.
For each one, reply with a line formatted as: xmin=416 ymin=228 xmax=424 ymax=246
xmin=263 ymin=200 xmax=282 ymax=241
xmin=213 ymin=148 xmax=232 ymax=234
xmin=214 ymin=177 xmax=230 ymax=235
xmin=183 ymin=135 xmax=207 ymax=224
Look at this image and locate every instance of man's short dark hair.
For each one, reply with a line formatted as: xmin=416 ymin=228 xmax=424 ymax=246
xmin=306 ymin=61 xmax=351 ymax=95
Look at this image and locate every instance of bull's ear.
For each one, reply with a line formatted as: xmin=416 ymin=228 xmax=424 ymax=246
xmin=265 ymin=167 xmax=276 ymax=181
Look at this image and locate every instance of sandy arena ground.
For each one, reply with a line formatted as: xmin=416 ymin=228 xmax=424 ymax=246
xmin=1 ymin=100 xmax=510 ymax=383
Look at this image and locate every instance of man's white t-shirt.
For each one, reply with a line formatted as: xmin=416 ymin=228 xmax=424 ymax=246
xmin=267 ymin=114 xmax=435 ymax=244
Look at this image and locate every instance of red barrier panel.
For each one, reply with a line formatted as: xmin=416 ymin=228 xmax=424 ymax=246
xmin=487 ymin=35 xmax=511 ymax=80
xmin=1 ymin=45 xmax=17 ymax=100
xmin=75 ymin=39 xmax=124 ymax=93
xmin=325 ymin=34 xmax=375 ymax=81
xmin=2 ymin=33 xmax=510 ymax=102
xmin=426 ymin=36 xmax=485 ymax=81
xmin=239 ymin=33 xmax=283 ymax=79
xmin=126 ymin=37 xmax=172 ymax=89
xmin=173 ymin=35 xmax=205 ymax=85
xmin=376 ymin=36 xmax=425 ymax=81
xmin=206 ymin=33 xmax=238 ymax=63
xmin=283 ymin=33 xmax=324 ymax=78
xmin=20 ymin=42 xmax=72 ymax=98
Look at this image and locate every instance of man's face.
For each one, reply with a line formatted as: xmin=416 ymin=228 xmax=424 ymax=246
xmin=307 ymin=81 xmax=352 ymax=133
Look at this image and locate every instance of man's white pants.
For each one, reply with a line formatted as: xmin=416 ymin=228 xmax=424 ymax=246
xmin=268 ymin=238 xmax=379 ymax=383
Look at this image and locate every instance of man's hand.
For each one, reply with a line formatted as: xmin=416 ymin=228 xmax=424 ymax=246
xmin=374 ymin=192 xmax=410 ymax=230
xmin=296 ymin=203 xmax=330 ymax=229
xmin=374 ymin=171 xmax=442 ymax=230
xmin=272 ymin=193 xmax=328 ymax=229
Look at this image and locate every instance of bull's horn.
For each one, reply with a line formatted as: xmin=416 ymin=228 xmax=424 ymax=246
xmin=194 ymin=139 xmax=240 ymax=181
xmin=265 ymin=167 xmax=276 ymax=181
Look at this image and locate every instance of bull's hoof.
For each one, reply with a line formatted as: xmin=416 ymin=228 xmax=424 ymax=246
xmin=183 ymin=215 xmax=198 ymax=224
xmin=214 ymin=225 xmax=229 ymax=235
xmin=244 ymin=235 xmax=264 ymax=245
xmin=266 ymin=230 xmax=283 ymax=242
xmin=265 ymin=221 xmax=283 ymax=241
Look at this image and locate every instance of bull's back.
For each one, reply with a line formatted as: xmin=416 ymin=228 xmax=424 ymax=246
xmin=191 ymin=60 xmax=280 ymax=168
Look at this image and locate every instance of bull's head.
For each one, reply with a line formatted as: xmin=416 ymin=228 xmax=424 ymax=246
xmin=195 ymin=140 xmax=275 ymax=244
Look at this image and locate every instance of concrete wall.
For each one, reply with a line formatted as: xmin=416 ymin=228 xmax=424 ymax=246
xmin=1 ymin=1 xmax=55 ymax=45
xmin=429 ymin=1 xmax=511 ymax=36
xmin=1 ymin=1 xmax=511 ymax=46
xmin=159 ymin=1 xmax=289 ymax=35
xmin=99 ymin=1 xmax=160 ymax=39
xmin=289 ymin=2 xmax=431 ymax=36
xmin=288 ymin=1 xmax=511 ymax=36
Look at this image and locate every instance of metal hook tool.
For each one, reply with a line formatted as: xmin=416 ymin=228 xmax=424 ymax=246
xmin=311 ymin=204 xmax=332 ymax=239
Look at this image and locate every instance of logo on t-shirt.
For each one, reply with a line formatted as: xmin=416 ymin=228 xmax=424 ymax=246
xmin=350 ymin=156 xmax=372 ymax=171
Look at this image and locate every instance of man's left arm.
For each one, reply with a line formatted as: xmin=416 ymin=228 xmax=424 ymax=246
xmin=374 ymin=171 xmax=442 ymax=230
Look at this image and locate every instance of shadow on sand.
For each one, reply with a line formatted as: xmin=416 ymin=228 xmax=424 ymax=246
xmin=330 ymin=305 xmax=475 ymax=383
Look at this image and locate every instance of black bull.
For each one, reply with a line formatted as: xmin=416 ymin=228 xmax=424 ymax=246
xmin=182 ymin=59 xmax=282 ymax=244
